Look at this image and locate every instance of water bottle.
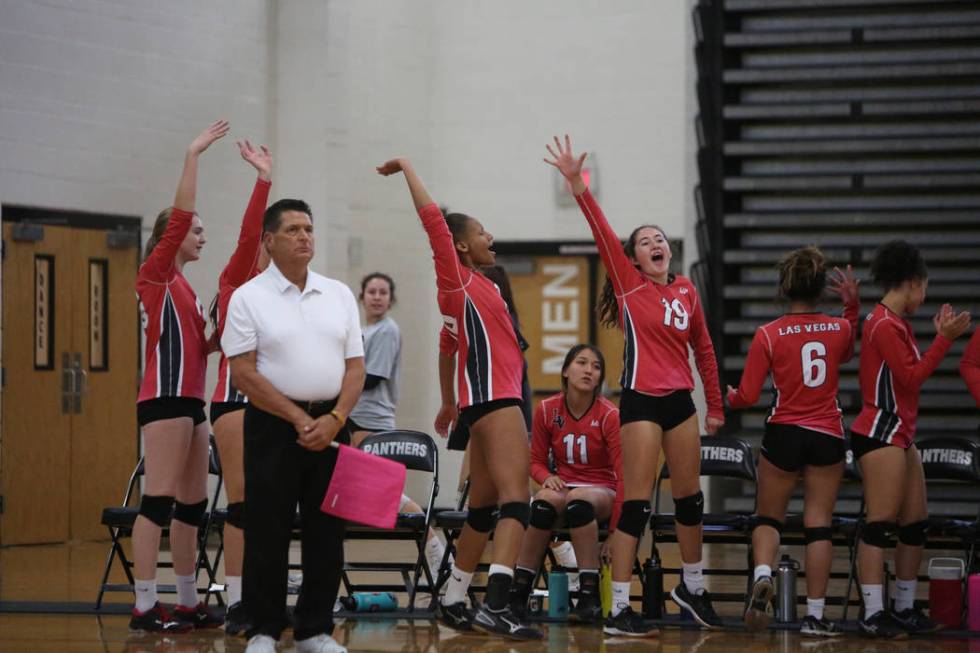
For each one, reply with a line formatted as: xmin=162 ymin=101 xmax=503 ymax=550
xmin=642 ymin=553 xmax=664 ymax=619
xmin=776 ymin=555 xmax=800 ymax=623
xmin=348 ymin=591 xmax=398 ymax=612
xmin=547 ymin=569 xmax=569 ymax=619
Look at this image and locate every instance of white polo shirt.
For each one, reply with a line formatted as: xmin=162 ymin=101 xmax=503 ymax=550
xmin=222 ymin=261 xmax=364 ymax=401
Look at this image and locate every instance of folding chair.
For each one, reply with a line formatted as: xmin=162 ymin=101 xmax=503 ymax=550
xmin=95 ymin=436 xmax=224 ymax=609
xmin=649 ymin=436 xmax=758 ymax=610
xmin=918 ymin=438 xmax=980 ymax=576
xmin=339 ymin=430 xmax=439 ymax=611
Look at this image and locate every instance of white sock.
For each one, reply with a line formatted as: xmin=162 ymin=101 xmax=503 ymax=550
xmin=754 ymin=564 xmax=772 ymax=583
xmin=894 ymin=578 xmax=916 ymax=613
xmin=862 ymin=584 xmax=883 ymax=618
xmin=611 ymin=581 xmax=631 ymax=617
xmin=176 ymin=574 xmax=198 ymax=608
xmin=488 ymin=563 xmax=514 ymax=578
xmin=425 ymin=536 xmax=446 ymax=567
xmin=134 ymin=579 xmax=157 ymax=613
xmin=442 ymin=565 xmax=473 ymax=606
xmin=553 ymin=541 xmax=577 ymax=568
xmin=682 ymin=561 xmax=706 ymax=595
xmin=226 ymin=576 xmax=242 ymax=606
xmin=807 ymin=597 xmax=825 ymax=620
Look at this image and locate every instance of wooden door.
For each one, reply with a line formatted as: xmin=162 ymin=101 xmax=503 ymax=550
xmin=68 ymin=229 xmax=138 ymax=541
xmin=1 ymin=224 xmax=74 ymax=544
xmin=1 ymin=221 xmax=139 ymax=544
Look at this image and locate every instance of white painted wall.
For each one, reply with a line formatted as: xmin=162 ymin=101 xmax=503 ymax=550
xmin=1 ymin=0 xmax=699 ymax=503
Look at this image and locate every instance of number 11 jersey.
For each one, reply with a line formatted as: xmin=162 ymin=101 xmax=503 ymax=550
xmin=727 ymin=306 xmax=858 ymax=437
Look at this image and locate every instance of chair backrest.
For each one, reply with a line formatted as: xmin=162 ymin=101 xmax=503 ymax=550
xmin=844 ymin=447 xmax=863 ymax=481
xmin=918 ymin=437 xmax=980 ymax=483
xmin=359 ymin=430 xmax=437 ymax=474
xmin=660 ymin=436 xmax=757 ymax=482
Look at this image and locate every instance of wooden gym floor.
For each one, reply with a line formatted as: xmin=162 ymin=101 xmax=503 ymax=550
xmin=1 ymin=538 xmax=977 ymax=652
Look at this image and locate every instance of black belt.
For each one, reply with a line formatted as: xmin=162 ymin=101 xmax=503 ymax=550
xmin=292 ymin=398 xmax=337 ymax=417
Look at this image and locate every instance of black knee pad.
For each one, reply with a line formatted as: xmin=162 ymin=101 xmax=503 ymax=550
xmin=804 ymin=526 xmax=833 ymax=544
xmin=861 ymin=520 xmax=897 ymax=548
xmin=615 ymin=500 xmax=651 ymax=539
xmin=753 ymin=515 xmax=785 ymax=534
xmin=529 ymin=500 xmax=558 ymax=530
xmin=674 ymin=491 xmax=704 ymax=527
xmin=138 ymin=494 xmax=174 ymax=527
xmin=173 ymin=499 xmax=207 ymax=526
xmin=465 ymin=505 xmax=498 ymax=533
xmin=498 ymin=501 xmax=530 ymax=529
xmin=226 ymin=501 xmax=245 ymax=529
xmin=898 ymin=519 xmax=929 ymax=546
xmin=565 ymin=500 xmax=595 ymax=529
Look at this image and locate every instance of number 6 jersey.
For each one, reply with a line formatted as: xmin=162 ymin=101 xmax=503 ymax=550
xmin=727 ymin=305 xmax=859 ymax=437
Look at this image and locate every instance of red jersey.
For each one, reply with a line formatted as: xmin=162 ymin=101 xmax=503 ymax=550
xmin=211 ymin=177 xmax=271 ymax=404
xmin=959 ymin=328 xmax=980 ymax=408
xmin=530 ymin=393 xmax=623 ymax=529
xmin=851 ymin=303 xmax=953 ymax=447
xmin=137 ymin=208 xmax=208 ymax=402
xmin=574 ymin=190 xmax=723 ymax=419
xmin=727 ymin=305 xmax=858 ymax=437
xmin=420 ymin=204 xmax=523 ymax=409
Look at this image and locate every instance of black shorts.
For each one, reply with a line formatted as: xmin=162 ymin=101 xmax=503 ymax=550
xmin=761 ymin=423 xmax=845 ymax=472
xmin=137 ymin=397 xmax=207 ymax=427
xmin=447 ymin=398 xmax=523 ymax=451
xmin=210 ymin=401 xmax=246 ymax=425
xmin=619 ymin=389 xmax=696 ymax=431
xmin=849 ymin=430 xmax=905 ymax=460
xmin=346 ymin=417 xmax=384 ymax=435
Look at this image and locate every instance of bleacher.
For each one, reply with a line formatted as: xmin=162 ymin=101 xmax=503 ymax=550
xmin=692 ymin=0 xmax=980 ymax=517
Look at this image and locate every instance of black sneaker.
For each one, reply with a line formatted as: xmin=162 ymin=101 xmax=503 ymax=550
xmin=891 ymin=607 xmax=943 ymax=634
xmin=129 ymin=602 xmax=193 ymax=633
xmin=671 ymin=584 xmax=723 ymax=630
xmin=173 ymin=602 xmax=224 ymax=629
xmin=858 ymin=610 xmax=908 ymax=639
xmin=223 ymin=601 xmax=251 ymax=637
xmin=471 ymin=604 xmax=543 ymax=640
xmin=743 ymin=576 xmax=773 ymax=632
xmin=570 ymin=594 xmax=604 ymax=624
xmin=603 ymin=605 xmax=659 ymax=637
xmin=508 ymin=597 xmax=528 ymax=621
xmin=800 ymin=615 xmax=843 ymax=638
xmin=436 ymin=600 xmax=473 ymax=631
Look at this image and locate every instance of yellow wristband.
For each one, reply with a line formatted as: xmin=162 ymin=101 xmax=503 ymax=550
xmin=329 ymin=409 xmax=346 ymax=427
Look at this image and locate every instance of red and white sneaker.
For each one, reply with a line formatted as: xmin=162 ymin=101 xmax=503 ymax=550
xmin=173 ymin=602 xmax=224 ymax=629
xmin=129 ymin=602 xmax=193 ymax=633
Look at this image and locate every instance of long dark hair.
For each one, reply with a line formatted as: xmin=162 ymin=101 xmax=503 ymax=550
xmin=777 ymin=245 xmax=826 ymax=303
xmin=560 ymin=344 xmax=606 ymax=396
xmin=480 ymin=264 xmax=519 ymax=325
xmin=597 ymin=224 xmax=672 ymax=328
xmin=143 ymin=207 xmax=174 ymax=263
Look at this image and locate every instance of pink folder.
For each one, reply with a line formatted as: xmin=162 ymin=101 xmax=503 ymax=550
xmin=321 ymin=442 xmax=406 ymax=529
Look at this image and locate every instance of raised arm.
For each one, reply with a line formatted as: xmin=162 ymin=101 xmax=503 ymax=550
xmin=544 ymin=135 xmax=642 ymax=295
xmin=142 ymin=120 xmax=229 ymax=281
xmin=377 ymin=157 xmax=470 ymax=293
xmin=827 ymin=265 xmax=860 ymax=361
xmin=220 ymin=141 xmax=272 ymax=288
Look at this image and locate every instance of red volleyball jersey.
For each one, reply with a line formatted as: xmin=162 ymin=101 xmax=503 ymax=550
xmin=211 ymin=177 xmax=271 ymax=404
xmin=574 ymin=189 xmax=723 ymax=419
xmin=727 ymin=305 xmax=858 ymax=437
xmin=419 ymin=204 xmax=523 ymax=409
xmin=851 ymin=303 xmax=953 ymax=447
xmin=137 ymin=208 xmax=208 ymax=402
xmin=960 ymin=328 xmax=980 ymax=408
xmin=530 ymin=393 xmax=623 ymax=530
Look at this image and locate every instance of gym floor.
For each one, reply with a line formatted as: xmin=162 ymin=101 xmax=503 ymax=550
xmin=1 ymin=539 xmax=977 ymax=652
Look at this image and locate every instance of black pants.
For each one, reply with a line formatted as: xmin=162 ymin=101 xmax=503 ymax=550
xmin=243 ymin=403 xmax=349 ymax=641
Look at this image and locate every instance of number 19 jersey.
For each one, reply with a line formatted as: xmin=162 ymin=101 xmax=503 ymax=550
xmin=727 ymin=307 xmax=858 ymax=437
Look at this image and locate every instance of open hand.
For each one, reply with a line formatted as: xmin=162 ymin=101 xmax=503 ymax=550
xmin=238 ymin=140 xmax=272 ymax=180
xmin=376 ymin=158 xmax=409 ymax=176
xmin=543 ymin=135 xmax=588 ymax=185
xmin=189 ymin=120 xmax=230 ymax=155
xmin=934 ymin=304 xmax=972 ymax=340
xmin=827 ymin=265 xmax=860 ymax=306
xmin=434 ymin=403 xmax=458 ymax=438
xmin=542 ymin=476 xmax=567 ymax=491
xmin=705 ymin=415 xmax=724 ymax=435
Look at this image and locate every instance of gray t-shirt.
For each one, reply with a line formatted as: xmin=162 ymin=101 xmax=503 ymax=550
xmin=349 ymin=316 xmax=401 ymax=430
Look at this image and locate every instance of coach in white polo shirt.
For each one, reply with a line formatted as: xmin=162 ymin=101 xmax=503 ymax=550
xmin=223 ymin=198 xmax=364 ymax=653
